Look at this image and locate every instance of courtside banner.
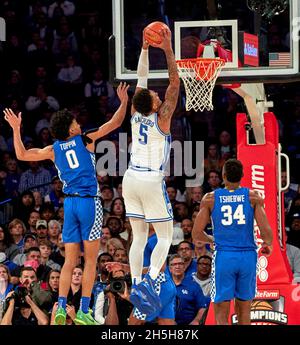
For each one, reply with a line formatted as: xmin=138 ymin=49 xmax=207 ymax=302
xmin=205 ymin=112 xmax=300 ymax=325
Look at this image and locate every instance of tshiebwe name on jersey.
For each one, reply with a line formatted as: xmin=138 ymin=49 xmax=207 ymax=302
xmin=219 ymin=195 xmax=245 ymax=203
xmin=59 ymin=140 xmax=76 ymax=150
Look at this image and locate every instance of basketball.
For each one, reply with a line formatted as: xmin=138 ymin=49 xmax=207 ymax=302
xmin=144 ymin=21 xmax=169 ymax=46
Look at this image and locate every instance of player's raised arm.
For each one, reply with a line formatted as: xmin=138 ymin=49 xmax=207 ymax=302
xmin=250 ymin=190 xmax=273 ymax=256
xmin=154 ymin=28 xmax=180 ymax=125
xmin=3 ymin=108 xmax=54 ymax=161
xmin=192 ymin=193 xmax=214 ymax=245
xmin=85 ymin=82 xmax=129 ymax=141
xmin=131 ymin=37 xmax=150 ymax=115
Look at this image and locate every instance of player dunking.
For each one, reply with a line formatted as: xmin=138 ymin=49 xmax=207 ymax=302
xmin=192 ymin=159 xmax=273 ymax=325
xmin=122 ymin=27 xmax=180 ymax=312
xmin=3 ymin=82 xmax=129 ymax=325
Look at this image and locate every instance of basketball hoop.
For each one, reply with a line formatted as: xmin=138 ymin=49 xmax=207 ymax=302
xmin=176 ymin=58 xmax=225 ymax=112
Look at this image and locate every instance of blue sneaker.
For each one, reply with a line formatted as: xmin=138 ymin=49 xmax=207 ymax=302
xmin=137 ymin=274 xmax=162 ymax=310
xmin=130 ymin=284 xmax=157 ymax=315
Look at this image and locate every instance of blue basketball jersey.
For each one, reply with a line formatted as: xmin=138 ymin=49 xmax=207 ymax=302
xmin=211 ymin=187 xmax=256 ymax=251
xmin=53 ymin=135 xmax=99 ymax=196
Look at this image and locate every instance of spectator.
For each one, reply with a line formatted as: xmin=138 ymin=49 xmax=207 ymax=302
xmin=180 ymin=218 xmax=193 ymax=242
xmin=188 ymin=186 xmax=203 ymax=208
xmin=6 ymin=124 xmax=33 ymax=153
xmin=106 ymin=216 xmax=124 ymax=239
xmin=39 ymin=240 xmax=61 ymax=270
xmin=113 ymin=248 xmax=128 ymax=264
xmin=169 ymin=254 xmax=209 ymax=325
xmin=286 ymin=243 xmax=300 ymax=283
xmin=287 ymin=213 xmax=300 ymax=249
xmin=0 ymin=267 xmax=49 ymax=325
xmin=36 ymin=127 xmax=53 ymax=148
xmin=47 ymin=220 xmax=61 ymax=249
xmin=35 ymin=220 xmax=48 ymax=242
xmin=99 ymin=227 xmax=112 ymax=255
xmin=218 ymin=130 xmax=235 ymax=160
xmin=106 ymin=238 xmax=125 ymax=257
xmin=0 ymin=227 xmax=10 ymax=256
xmin=0 ymin=264 xmax=14 ymax=321
xmin=44 ymin=176 xmax=64 ymax=210
xmin=27 ymin=210 xmax=41 ymax=234
xmin=21 ymin=247 xmax=52 ymax=282
xmin=48 ymin=1 xmax=76 ymax=18
xmin=8 ymin=218 xmax=26 ymax=250
xmin=202 ymin=170 xmax=222 ymax=194
xmin=25 ymin=84 xmax=59 ymax=113
xmin=166 ymin=185 xmax=178 ymax=207
xmin=13 ymin=234 xmax=39 ymax=266
xmin=50 ymin=233 xmax=65 ymax=267
xmin=192 ymin=255 xmax=212 ymax=297
xmin=177 ymin=241 xmax=197 ymax=279
xmin=3 ymin=158 xmax=21 ymax=198
xmin=18 ymin=162 xmax=52 ymax=198
xmin=56 ymin=206 xmax=64 ymax=226
xmin=101 ymin=185 xmax=114 ymax=212
xmin=110 ymin=197 xmax=126 ymax=221
xmin=204 ymin=143 xmax=225 ymax=175
xmin=173 ymin=202 xmax=189 ymax=223
xmin=39 ymin=203 xmax=56 ymax=223
xmin=13 ymin=191 xmax=36 ymax=227
xmin=46 ymin=269 xmax=60 ymax=305
xmin=282 ymin=170 xmax=298 ymax=215
xmin=67 ymin=266 xmax=94 ymax=315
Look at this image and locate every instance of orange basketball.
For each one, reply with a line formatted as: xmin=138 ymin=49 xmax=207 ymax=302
xmin=251 ymin=300 xmax=273 ymax=310
xmin=144 ymin=21 xmax=169 ymax=46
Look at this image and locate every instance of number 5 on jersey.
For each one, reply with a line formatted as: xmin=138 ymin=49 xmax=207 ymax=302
xmin=221 ymin=204 xmax=246 ymax=226
xmin=139 ymin=124 xmax=148 ymax=145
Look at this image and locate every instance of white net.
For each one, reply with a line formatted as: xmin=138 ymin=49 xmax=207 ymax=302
xmin=176 ymin=58 xmax=225 ymax=112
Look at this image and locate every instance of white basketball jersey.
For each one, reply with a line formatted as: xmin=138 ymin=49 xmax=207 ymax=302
xmin=129 ymin=112 xmax=171 ymax=173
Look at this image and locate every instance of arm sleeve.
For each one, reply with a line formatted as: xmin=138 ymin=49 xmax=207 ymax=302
xmin=136 ymin=48 xmax=149 ymax=89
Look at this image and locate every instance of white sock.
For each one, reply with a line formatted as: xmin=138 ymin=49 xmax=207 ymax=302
xmin=149 ymin=220 xmax=173 ymax=280
xmin=128 ymin=218 xmax=149 ymax=284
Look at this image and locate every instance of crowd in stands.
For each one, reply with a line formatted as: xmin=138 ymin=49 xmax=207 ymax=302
xmin=0 ymin=0 xmax=299 ymax=325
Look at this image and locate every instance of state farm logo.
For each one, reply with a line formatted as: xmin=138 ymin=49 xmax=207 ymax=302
xmin=255 ymin=290 xmax=280 ymax=300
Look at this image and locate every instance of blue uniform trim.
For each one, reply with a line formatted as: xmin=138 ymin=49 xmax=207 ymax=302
xmin=126 ymin=213 xmax=145 ymax=219
xmin=161 ymin=180 xmax=173 ymax=218
xmin=145 ymin=216 xmax=173 ymax=223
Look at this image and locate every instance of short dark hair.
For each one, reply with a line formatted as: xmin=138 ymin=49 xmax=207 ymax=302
xmin=197 ymin=255 xmax=212 ymax=264
xmin=50 ymin=109 xmax=75 ymax=140
xmin=223 ymin=159 xmax=243 ymax=183
xmin=178 ymin=240 xmax=194 ymax=249
xmin=20 ymin=266 xmax=37 ymax=277
xmin=97 ymin=252 xmax=113 ymax=263
xmin=132 ymin=89 xmax=153 ymax=115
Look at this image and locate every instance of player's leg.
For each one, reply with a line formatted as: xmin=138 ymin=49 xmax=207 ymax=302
xmin=235 ymin=250 xmax=257 ymax=325
xmin=149 ymin=220 xmax=173 ymax=279
xmin=74 ymin=197 xmax=102 ymax=325
xmin=55 ymin=198 xmax=81 ymax=325
xmin=128 ymin=218 xmax=149 ymax=284
xmin=234 ymin=299 xmax=252 ymax=325
xmin=211 ymin=251 xmax=236 ymax=325
xmin=213 ymin=301 xmax=231 ymax=325
xmin=56 ymin=242 xmax=81 ymax=324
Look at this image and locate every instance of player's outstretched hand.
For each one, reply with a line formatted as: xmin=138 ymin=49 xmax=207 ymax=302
xmin=117 ymin=82 xmax=130 ymax=104
xmin=260 ymin=242 xmax=273 ymax=257
xmin=3 ymin=108 xmax=22 ymax=130
xmin=150 ymin=28 xmax=172 ymax=51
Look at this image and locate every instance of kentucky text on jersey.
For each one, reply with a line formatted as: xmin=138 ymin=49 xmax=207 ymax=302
xmin=219 ymin=195 xmax=245 ymax=203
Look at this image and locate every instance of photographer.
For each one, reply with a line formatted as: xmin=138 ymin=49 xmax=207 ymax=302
xmin=94 ymin=268 xmax=132 ymax=325
xmin=0 ymin=267 xmax=49 ymax=325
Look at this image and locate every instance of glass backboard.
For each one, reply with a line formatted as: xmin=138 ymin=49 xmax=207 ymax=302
xmin=111 ymin=0 xmax=299 ymax=84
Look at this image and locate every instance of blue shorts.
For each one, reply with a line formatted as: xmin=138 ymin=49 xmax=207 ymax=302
xmin=133 ymin=273 xmax=176 ymax=321
xmin=62 ymin=197 xmax=103 ymax=243
xmin=211 ymin=250 xmax=257 ymax=303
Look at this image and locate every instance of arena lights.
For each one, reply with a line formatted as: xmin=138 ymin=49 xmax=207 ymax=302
xmin=247 ymin=0 xmax=288 ymax=20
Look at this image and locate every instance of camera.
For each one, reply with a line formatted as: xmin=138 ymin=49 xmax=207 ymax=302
xmin=106 ymin=277 xmax=126 ymax=294
xmin=13 ymin=286 xmax=30 ymax=308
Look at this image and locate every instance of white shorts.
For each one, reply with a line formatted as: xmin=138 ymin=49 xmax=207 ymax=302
xmin=122 ymin=169 xmax=173 ymax=222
